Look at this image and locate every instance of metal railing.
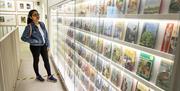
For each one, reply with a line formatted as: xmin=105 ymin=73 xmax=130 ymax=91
xmin=0 ymin=27 xmax=20 ymax=91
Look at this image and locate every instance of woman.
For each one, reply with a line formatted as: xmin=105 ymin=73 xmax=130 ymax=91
xmin=21 ymin=9 xmax=57 ymax=82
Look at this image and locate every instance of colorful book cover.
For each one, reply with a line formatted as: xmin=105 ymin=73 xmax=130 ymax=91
xmin=125 ymin=22 xmax=139 ymax=44
xmin=82 ymin=34 xmax=87 ymax=45
xmin=123 ymin=48 xmax=136 ymax=71
xmin=99 ymin=0 xmax=106 ymax=15
xmin=90 ymin=67 xmax=97 ymax=82
xmin=101 ymin=79 xmax=109 ymax=91
xmin=78 ymin=57 xmax=83 ymax=69
xmin=121 ymin=74 xmax=133 ymax=91
xmin=135 ymin=82 xmax=150 ymax=91
xmin=156 ymin=60 xmax=173 ymax=91
xmin=127 ymin=0 xmax=140 ymax=14
xmin=89 ymin=37 xmax=97 ymax=50
xmin=102 ymin=61 xmax=111 ymax=79
xmin=83 ymin=76 xmax=90 ymax=89
xmin=103 ymin=20 xmax=113 ymax=37
xmin=103 ymin=41 xmax=112 ymax=59
xmin=82 ymin=63 xmax=91 ymax=77
xmin=85 ymin=35 xmax=91 ymax=46
xmin=98 ymin=19 xmax=105 ymax=35
xmin=90 ymin=19 xmax=98 ymax=33
xmin=136 ymin=53 xmax=154 ymax=81
xmin=84 ymin=19 xmax=91 ymax=31
xmin=96 ymin=39 xmax=104 ymax=54
xmin=106 ymin=0 xmax=116 ymax=16
xmin=95 ymin=58 xmax=104 ymax=73
xmin=109 ymin=85 xmax=118 ymax=91
xmin=112 ymin=44 xmax=123 ymax=64
xmin=95 ymin=74 xmax=103 ymax=90
xmin=168 ymin=25 xmax=179 ymax=54
xmin=143 ymin=0 xmax=162 ymax=14
xmin=85 ymin=51 xmax=91 ymax=62
xmin=161 ymin=23 xmax=174 ymax=52
xmin=90 ymin=54 xmax=97 ymax=67
xmin=113 ymin=20 xmax=125 ymax=40
xmin=89 ymin=83 xmax=95 ymax=91
xmin=114 ymin=0 xmax=125 ymax=14
xmin=110 ymin=67 xmax=122 ymax=87
xmin=169 ymin=0 xmax=180 ymax=13
xmin=139 ymin=23 xmax=159 ymax=48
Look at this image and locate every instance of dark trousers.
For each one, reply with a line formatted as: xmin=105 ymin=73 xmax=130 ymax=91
xmin=30 ymin=45 xmax=51 ymax=77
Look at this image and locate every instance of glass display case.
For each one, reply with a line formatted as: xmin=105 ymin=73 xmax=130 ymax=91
xmin=48 ymin=0 xmax=180 ymax=91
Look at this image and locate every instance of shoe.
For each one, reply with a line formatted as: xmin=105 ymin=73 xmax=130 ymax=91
xmin=47 ymin=75 xmax=57 ymax=82
xmin=36 ymin=75 xmax=45 ymax=82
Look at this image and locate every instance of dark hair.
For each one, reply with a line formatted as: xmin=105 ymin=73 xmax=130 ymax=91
xmin=27 ymin=9 xmax=38 ymax=24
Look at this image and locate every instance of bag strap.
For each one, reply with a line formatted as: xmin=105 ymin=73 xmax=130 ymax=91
xmin=29 ymin=24 xmax=32 ymax=37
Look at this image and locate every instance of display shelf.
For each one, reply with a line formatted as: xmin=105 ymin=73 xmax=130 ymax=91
xmin=64 ymin=50 xmax=96 ymax=90
xmin=58 ymin=13 xmax=180 ymax=20
xmin=60 ymin=24 xmax=175 ymax=61
xmin=72 ymin=34 xmax=165 ymax=91
xmin=100 ymin=14 xmax=180 ymax=20
xmin=68 ymin=41 xmax=120 ymax=91
xmin=51 ymin=53 xmax=75 ymax=91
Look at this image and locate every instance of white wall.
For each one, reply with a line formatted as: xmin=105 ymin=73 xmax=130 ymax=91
xmin=47 ymin=0 xmax=63 ymax=7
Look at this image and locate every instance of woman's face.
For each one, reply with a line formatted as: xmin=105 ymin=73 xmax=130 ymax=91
xmin=31 ymin=11 xmax=39 ymax=23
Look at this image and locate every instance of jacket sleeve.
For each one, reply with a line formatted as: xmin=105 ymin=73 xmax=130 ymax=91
xmin=21 ymin=25 xmax=38 ymax=44
xmin=21 ymin=25 xmax=30 ymax=42
xmin=42 ymin=22 xmax=50 ymax=48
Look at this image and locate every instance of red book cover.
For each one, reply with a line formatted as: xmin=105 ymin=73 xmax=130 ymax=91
xmin=161 ymin=23 xmax=174 ymax=52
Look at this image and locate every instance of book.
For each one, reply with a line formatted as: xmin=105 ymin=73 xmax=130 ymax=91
xmin=110 ymin=67 xmax=122 ymax=87
xmin=135 ymin=82 xmax=150 ymax=91
xmin=85 ymin=35 xmax=91 ymax=46
xmin=113 ymin=20 xmax=125 ymax=40
xmin=127 ymin=0 xmax=140 ymax=14
xmin=95 ymin=74 xmax=103 ymax=90
xmin=95 ymin=58 xmax=104 ymax=73
xmin=168 ymin=25 xmax=179 ymax=54
xmin=123 ymin=48 xmax=136 ymax=71
xmin=89 ymin=83 xmax=95 ymax=91
xmin=103 ymin=41 xmax=112 ymax=59
xmin=156 ymin=60 xmax=173 ymax=91
xmin=90 ymin=67 xmax=97 ymax=82
xmin=99 ymin=0 xmax=106 ymax=15
xmin=125 ymin=22 xmax=139 ymax=44
xmin=109 ymin=86 xmax=118 ymax=91
xmin=85 ymin=51 xmax=91 ymax=63
xmin=90 ymin=19 xmax=98 ymax=33
xmin=98 ymin=19 xmax=105 ymax=35
xmin=136 ymin=53 xmax=154 ymax=80
xmin=78 ymin=57 xmax=83 ymax=69
xmin=143 ymin=0 xmax=162 ymax=14
xmin=121 ymin=74 xmax=133 ymax=91
xmin=169 ymin=0 xmax=180 ymax=13
xmin=103 ymin=20 xmax=113 ymax=37
xmin=96 ymin=39 xmax=104 ymax=54
xmin=101 ymin=79 xmax=109 ymax=91
xmin=114 ymin=0 xmax=125 ymax=14
xmin=139 ymin=23 xmax=159 ymax=48
xmin=89 ymin=37 xmax=97 ymax=50
xmin=90 ymin=54 xmax=97 ymax=67
xmin=161 ymin=23 xmax=174 ymax=52
xmin=102 ymin=61 xmax=111 ymax=79
xmin=106 ymin=0 xmax=116 ymax=16
xmin=82 ymin=63 xmax=91 ymax=77
xmin=83 ymin=76 xmax=89 ymax=89
xmin=112 ymin=44 xmax=123 ymax=64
